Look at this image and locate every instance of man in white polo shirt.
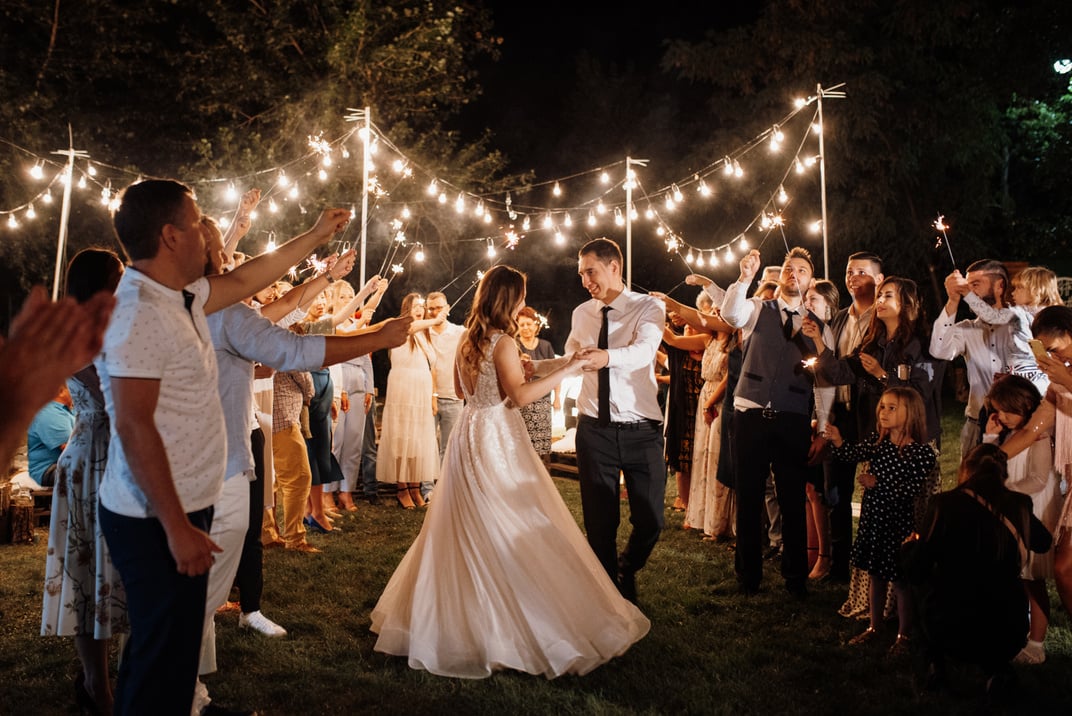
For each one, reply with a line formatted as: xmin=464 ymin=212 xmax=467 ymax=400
xmin=96 ymin=179 xmax=353 ymax=716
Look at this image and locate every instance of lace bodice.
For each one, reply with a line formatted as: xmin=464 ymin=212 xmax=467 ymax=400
xmin=460 ymin=333 xmax=509 ymax=409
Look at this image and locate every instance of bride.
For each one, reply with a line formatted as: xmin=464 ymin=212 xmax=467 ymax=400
xmin=370 ymin=265 xmax=650 ymax=679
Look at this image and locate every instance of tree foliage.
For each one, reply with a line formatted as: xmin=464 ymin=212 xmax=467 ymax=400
xmin=661 ymin=0 xmax=1072 ymax=296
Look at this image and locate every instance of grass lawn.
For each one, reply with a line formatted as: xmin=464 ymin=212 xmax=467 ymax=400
xmin=2 ymin=406 xmax=1070 ymax=715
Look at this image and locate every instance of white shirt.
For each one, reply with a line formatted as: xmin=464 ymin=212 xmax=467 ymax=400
xmin=428 ymin=322 xmax=466 ymax=399
xmin=720 ymin=279 xmax=835 ymax=430
xmin=565 ymin=288 xmax=664 ymax=422
xmin=98 ymin=270 xmax=226 ymax=517
xmin=930 ymin=298 xmax=1048 ymax=420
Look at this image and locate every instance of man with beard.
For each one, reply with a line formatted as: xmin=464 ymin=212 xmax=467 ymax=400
xmin=930 ymin=259 xmax=1045 ymax=462
xmin=719 ymin=247 xmax=834 ymax=599
xmin=825 ymin=252 xmax=884 ymax=582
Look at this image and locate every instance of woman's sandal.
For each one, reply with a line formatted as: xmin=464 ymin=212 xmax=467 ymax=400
xmin=848 ymin=627 xmax=878 ymax=646
xmin=397 ymin=486 xmax=415 ymax=509
xmin=408 ymin=485 xmax=427 ymax=508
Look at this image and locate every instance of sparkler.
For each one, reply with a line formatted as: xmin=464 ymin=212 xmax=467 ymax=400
xmin=933 ymin=214 xmax=956 ymax=270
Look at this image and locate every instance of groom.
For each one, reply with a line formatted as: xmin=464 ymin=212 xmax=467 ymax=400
xmin=565 ymin=238 xmax=666 ymax=604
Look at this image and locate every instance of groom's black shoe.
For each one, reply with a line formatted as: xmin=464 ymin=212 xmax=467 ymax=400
xmin=617 ymin=569 xmax=638 ymax=604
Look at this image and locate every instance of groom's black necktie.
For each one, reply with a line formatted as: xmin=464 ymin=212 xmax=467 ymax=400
xmin=783 ymin=307 xmax=797 ymax=341
xmin=598 ymin=306 xmax=611 ymax=426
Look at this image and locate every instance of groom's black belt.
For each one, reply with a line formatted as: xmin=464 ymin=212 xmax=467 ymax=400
xmin=579 ymin=415 xmax=661 ymax=431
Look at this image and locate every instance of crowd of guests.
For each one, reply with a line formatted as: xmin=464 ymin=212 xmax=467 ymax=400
xmin=2 ymin=175 xmax=1071 ymax=710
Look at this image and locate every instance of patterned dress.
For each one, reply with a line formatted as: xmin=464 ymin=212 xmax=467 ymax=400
xmin=41 ymin=368 xmax=128 ymax=638
xmin=517 ymin=337 xmax=556 ymax=455
xmin=832 ymin=433 xmax=936 ymax=581
xmin=663 ymin=345 xmax=704 ymax=473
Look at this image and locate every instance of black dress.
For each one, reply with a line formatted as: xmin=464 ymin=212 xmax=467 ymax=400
xmin=832 ymin=434 xmax=936 ymax=581
xmin=663 ymin=344 xmax=703 ymax=473
xmin=908 ymin=488 xmax=1051 ymax=672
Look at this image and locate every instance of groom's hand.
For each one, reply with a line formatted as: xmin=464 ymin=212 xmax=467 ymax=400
xmin=576 ymin=347 xmax=609 ymax=371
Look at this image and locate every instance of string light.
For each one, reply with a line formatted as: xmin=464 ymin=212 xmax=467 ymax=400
xmin=554 ymin=230 xmax=565 ymax=245
xmin=563 ymin=212 xmax=573 ymax=227
xmin=25 ymin=204 xmax=36 ymax=220
xmin=600 ymin=171 xmax=610 ymax=184
xmin=7 ymin=214 xmax=18 ymax=229
xmin=42 ymin=190 xmax=53 ymax=204
xmin=522 ymin=216 xmax=531 ymax=230
xmin=87 ymin=163 xmax=97 ymax=177
xmin=671 ymin=184 xmax=683 ymax=203
xmin=486 ymin=239 xmax=496 ymax=258
xmin=697 ymin=179 xmax=711 ymax=197
xmin=401 ymin=204 xmax=411 ymax=219
xmin=277 ymin=171 xmax=290 ymax=187
xmin=543 ymin=212 xmax=553 ymax=229
xmin=695 ymin=253 xmax=705 ymax=268
xmin=414 ymin=244 xmax=425 ymax=262
xmin=552 ymin=181 xmax=562 ymax=197
xmin=596 ymin=201 xmax=606 ymax=215
xmin=614 ymin=207 xmax=624 ymax=226
xmin=777 ymin=186 xmax=789 ymax=204
xmin=29 ymin=163 xmax=44 ymax=180
xmin=427 ymin=179 xmax=438 ymax=196
xmin=587 ymin=211 xmax=596 ymax=227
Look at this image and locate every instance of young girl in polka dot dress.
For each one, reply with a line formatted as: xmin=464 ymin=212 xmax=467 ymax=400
xmin=823 ymin=387 xmax=936 ymax=656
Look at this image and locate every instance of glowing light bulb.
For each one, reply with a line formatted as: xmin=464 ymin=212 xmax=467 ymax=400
xmin=805 ymin=155 xmax=817 ymax=167
xmin=438 ymin=192 xmax=447 ymax=204
xmin=724 ymin=247 xmax=734 ymax=263
xmin=614 ymin=208 xmax=624 ymax=226
xmin=695 ymin=254 xmax=705 ymax=268
xmin=487 ymin=241 xmax=496 ymax=258
xmin=563 ymin=212 xmax=573 ymax=227
xmin=341 ymin=146 xmax=350 ymax=159
xmin=698 ymin=179 xmax=711 ymax=197
xmin=723 ymin=157 xmax=734 ymax=176
xmin=600 ymin=171 xmax=610 ymax=184
xmin=87 ymin=163 xmax=97 ymax=177
xmin=655 ymin=225 xmax=665 ymax=237
xmin=587 ymin=211 xmax=596 ymax=227
xmin=392 ymin=159 xmax=405 ymax=174
xmin=739 ymin=235 xmax=749 ymax=250
xmin=401 ymin=205 xmax=411 ymax=219
xmin=25 ymin=204 xmax=36 ymax=219
xmin=322 ymin=154 xmax=333 ymax=168
xmin=710 ymin=252 xmax=720 ymax=266
xmin=812 ymin=122 xmax=822 ymax=135
xmin=685 ymin=250 xmax=694 ymax=264
xmin=522 ymin=216 xmax=531 ymax=230
xmin=455 ymin=193 xmax=465 ymax=214
xmin=672 ymin=184 xmax=683 ymax=203
xmin=42 ymin=190 xmax=53 ymax=204
xmin=415 ymin=246 xmax=425 ymax=262
xmin=289 ymin=184 xmax=299 ymax=199
xmin=318 ymin=169 xmax=328 ymax=181
xmin=809 ymin=220 xmax=822 ymax=234
xmin=7 ymin=214 xmax=18 ymax=229
xmin=777 ymin=186 xmax=789 ymax=204
xmin=629 ymin=204 xmax=638 ymax=220
xmin=664 ymin=195 xmax=675 ymax=211
xmin=760 ymin=214 xmax=771 ymax=229
xmin=793 ymin=97 xmax=807 ymax=108
xmin=554 ymin=231 xmax=565 ymax=245
xmin=645 ymin=207 xmax=655 ymax=220
xmin=77 ymin=175 xmax=87 ymax=189
xmin=733 ymin=160 xmax=743 ymax=178
xmin=277 ymin=171 xmax=290 ymax=187
xmin=268 ymin=199 xmax=279 ymax=213
xmin=474 ymin=201 xmax=485 ymax=218
xmin=483 ymin=213 xmax=492 ymax=224
xmin=29 ymin=163 xmax=44 ymax=180
xmin=427 ymin=180 xmax=438 ymax=196
xmin=552 ymin=181 xmax=562 ymax=197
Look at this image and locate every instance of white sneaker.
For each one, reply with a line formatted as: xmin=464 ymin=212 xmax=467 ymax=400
xmin=239 ymin=610 xmax=287 ymax=638
xmin=1013 ymin=643 xmax=1045 ymax=665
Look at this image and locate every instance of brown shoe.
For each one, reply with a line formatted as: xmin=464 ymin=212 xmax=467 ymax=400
xmin=848 ymin=627 xmax=878 ymax=646
xmin=887 ymin=634 xmax=910 ymax=658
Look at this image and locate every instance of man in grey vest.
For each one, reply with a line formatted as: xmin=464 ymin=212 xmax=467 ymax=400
xmin=720 ymin=247 xmax=834 ymax=599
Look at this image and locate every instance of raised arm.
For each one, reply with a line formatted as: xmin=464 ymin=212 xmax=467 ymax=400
xmin=326 ymin=274 xmax=381 ymax=328
xmin=221 ymin=188 xmax=261 ymax=258
xmin=204 ymin=208 xmax=351 ymax=315
xmin=653 ymin=292 xmax=734 ymax=334
xmin=720 ymin=250 xmax=762 ymax=329
xmin=259 ymin=250 xmax=356 ymax=324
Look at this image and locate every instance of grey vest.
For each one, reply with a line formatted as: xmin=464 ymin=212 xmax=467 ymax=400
xmin=734 ymin=300 xmax=822 ymax=415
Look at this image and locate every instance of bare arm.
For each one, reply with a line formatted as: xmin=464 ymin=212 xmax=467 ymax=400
xmin=662 ymin=326 xmax=710 ymax=352
xmin=494 ymin=336 xmax=580 ymax=408
xmin=1001 ymin=398 xmax=1056 ymax=459
xmin=221 ymin=188 xmax=261 ymax=258
xmin=321 ymin=317 xmax=413 ymax=367
xmin=110 ymin=377 xmax=222 ymax=575
xmin=259 ymin=250 xmax=356 ymax=324
xmin=654 ymin=293 xmax=733 ymax=334
xmin=204 ymin=209 xmax=351 ymax=315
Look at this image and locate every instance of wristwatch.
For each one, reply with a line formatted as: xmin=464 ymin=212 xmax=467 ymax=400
xmin=325 ymin=273 xmax=336 ymax=284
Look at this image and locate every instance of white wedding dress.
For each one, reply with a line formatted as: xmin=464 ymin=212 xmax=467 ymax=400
xmin=370 ymin=333 xmax=650 ymax=679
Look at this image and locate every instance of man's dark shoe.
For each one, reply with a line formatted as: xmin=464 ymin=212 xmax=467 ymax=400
xmin=763 ymin=545 xmax=783 ymax=561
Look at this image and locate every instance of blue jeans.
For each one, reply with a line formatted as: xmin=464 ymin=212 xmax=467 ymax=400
xmin=427 ymin=397 xmax=463 ymax=498
xmin=100 ymin=503 xmax=213 ymax=716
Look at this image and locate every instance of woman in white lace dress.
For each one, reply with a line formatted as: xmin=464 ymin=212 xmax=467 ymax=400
xmin=371 ymin=266 xmax=649 ymax=678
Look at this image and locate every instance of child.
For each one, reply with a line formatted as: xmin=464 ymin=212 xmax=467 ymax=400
xmin=1010 ymin=266 xmax=1062 ymax=318
xmin=823 ymin=387 xmax=936 ymax=656
xmin=983 ymin=374 xmax=1060 ymax=664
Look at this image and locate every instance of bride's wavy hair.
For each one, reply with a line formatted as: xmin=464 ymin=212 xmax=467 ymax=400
xmin=460 ymin=265 xmax=527 ymax=380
